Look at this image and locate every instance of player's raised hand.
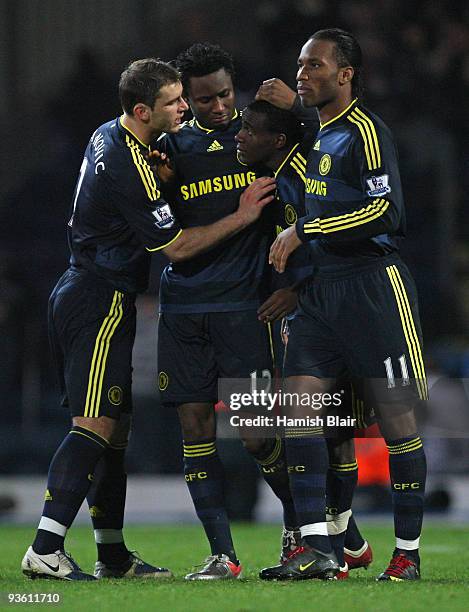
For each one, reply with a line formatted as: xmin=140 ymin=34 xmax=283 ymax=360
xmin=269 ymin=225 xmax=302 ymax=273
xmin=255 ymin=78 xmax=297 ymax=110
xmin=257 ymin=287 xmax=298 ymax=323
xmin=147 ymin=149 xmax=175 ymax=184
xmin=237 ymin=177 xmax=276 ymax=224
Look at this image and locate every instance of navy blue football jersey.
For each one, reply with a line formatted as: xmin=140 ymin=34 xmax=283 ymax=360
xmin=296 ymin=99 xmax=405 ymax=269
xmin=157 ymin=111 xmax=272 ymax=313
xmin=68 ymin=117 xmax=182 ymax=293
xmin=269 ymin=141 xmax=316 ymax=289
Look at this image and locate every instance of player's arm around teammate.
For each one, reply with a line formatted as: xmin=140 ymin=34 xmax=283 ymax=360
xmin=21 ymin=57 xmax=274 ymax=583
xmin=163 ymin=175 xmax=275 ymax=262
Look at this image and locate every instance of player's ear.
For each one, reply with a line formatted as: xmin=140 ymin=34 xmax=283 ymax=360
xmin=133 ymin=103 xmax=151 ymax=122
xmin=275 ymin=133 xmax=287 ymax=149
xmin=339 ymin=66 xmax=354 ymax=87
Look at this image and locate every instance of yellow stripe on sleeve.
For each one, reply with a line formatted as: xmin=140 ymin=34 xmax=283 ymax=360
xmin=303 ymin=199 xmax=389 ymax=234
xmin=296 ymin=152 xmax=307 ymax=165
xmin=347 ymin=114 xmax=374 ymax=169
xmin=290 ymin=159 xmax=306 ymax=183
xmin=347 ymin=109 xmax=381 ymax=171
xmin=145 ymin=229 xmax=183 ymax=253
xmin=292 ymin=154 xmax=306 ymax=172
xmin=126 ymin=135 xmax=160 ymax=201
xmin=354 ymin=108 xmax=381 ymax=168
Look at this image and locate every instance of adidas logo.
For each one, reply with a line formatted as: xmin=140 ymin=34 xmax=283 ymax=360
xmin=44 ymin=489 xmax=53 ymax=501
xmin=207 ymin=140 xmax=223 ymax=152
xmin=313 ymin=140 xmax=320 ymax=151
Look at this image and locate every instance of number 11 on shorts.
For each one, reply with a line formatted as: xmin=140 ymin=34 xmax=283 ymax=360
xmin=384 ymin=355 xmax=410 ymax=388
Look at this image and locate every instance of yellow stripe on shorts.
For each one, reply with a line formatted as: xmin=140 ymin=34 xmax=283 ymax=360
xmin=386 ymin=266 xmax=427 ymax=400
xmin=84 ymin=291 xmax=124 ymax=418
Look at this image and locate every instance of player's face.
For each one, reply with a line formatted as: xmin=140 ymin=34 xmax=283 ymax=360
xmin=296 ymin=38 xmax=343 ymax=108
xmin=150 ymin=82 xmax=188 ymax=134
xmin=186 ymin=68 xmax=235 ymax=130
xmin=235 ymin=110 xmax=278 ymax=166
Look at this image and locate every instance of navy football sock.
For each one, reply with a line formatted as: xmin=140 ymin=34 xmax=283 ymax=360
xmin=249 ymin=436 xmax=297 ymax=529
xmin=183 ymin=439 xmax=237 ymax=563
xmin=386 ymin=436 xmax=426 ymax=553
xmin=394 ymin=547 xmax=420 ymax=564
xmin=87 ymin=444 xmax=130 ymax=565
xmin=284 ymin=428 xmax=331 ymax=553
xmin=326 ymin=461 xmax=358 ymax=565
xmin=344 ymin=514 xmax=365 ymax=551
xmin=33 ymin=426 xmax=108 ymax=555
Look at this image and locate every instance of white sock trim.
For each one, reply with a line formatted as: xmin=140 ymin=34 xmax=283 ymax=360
xmin=38 ymin=517 xmax=67 ymax=537
xmin=300 ymin=522 xmax=328 ymax=537
xmin=326 ymin=509 xmax=352 ymax=536
xmin=94 ymin=529 xmax=124 ymax=544
xmin=344 ymin=540 xmax=368 ymax=557
xmin=396 ymin=537 xmax=420 ymax=550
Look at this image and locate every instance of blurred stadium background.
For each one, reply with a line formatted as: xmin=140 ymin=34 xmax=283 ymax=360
xmin=1 ymin=0 xmax=469 ymax=525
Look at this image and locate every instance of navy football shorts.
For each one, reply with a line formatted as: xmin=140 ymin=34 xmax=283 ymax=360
xmin=284 ymin=256 xmax=427 ymax=405
xmin=157 ymin=310 xmax=274 ymax=405
xmin=48 ymin=268 xmax=135 ymax=419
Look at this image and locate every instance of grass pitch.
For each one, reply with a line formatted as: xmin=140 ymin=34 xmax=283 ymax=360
xmin=1 ymin=524 xmax=468 ymax=611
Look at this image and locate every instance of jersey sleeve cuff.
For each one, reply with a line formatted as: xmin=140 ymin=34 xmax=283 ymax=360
xmin=291 ymin=94 xmax=303 ymax=114
xmin=295 ymin=217 xmax=310 ymax=243
xmin=145 ymin=229 xmax=183 ymax=252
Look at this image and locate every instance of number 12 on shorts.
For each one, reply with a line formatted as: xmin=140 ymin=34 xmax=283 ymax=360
xmin=250 ymin=369 xmax=272 ymax=394
xmin=384 ymin=354 xmax=410 ymax=388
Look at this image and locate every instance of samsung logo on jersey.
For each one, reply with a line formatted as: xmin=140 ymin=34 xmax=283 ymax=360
xmin=306 ymin=178 xmax=327 ymax=196
xmin=180 ymin=172 xmax=256 ymax=200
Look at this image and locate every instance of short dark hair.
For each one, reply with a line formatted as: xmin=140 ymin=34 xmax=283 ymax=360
xmin=119 ymin=58 xmax=181 ymax=114
xmin=245 ymin=100 xmax=303 ymax=146
xmin=310 ymin=28 xmax=363 ymax=98
xmin=175 ymin=42 xmax=235 ymax=93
